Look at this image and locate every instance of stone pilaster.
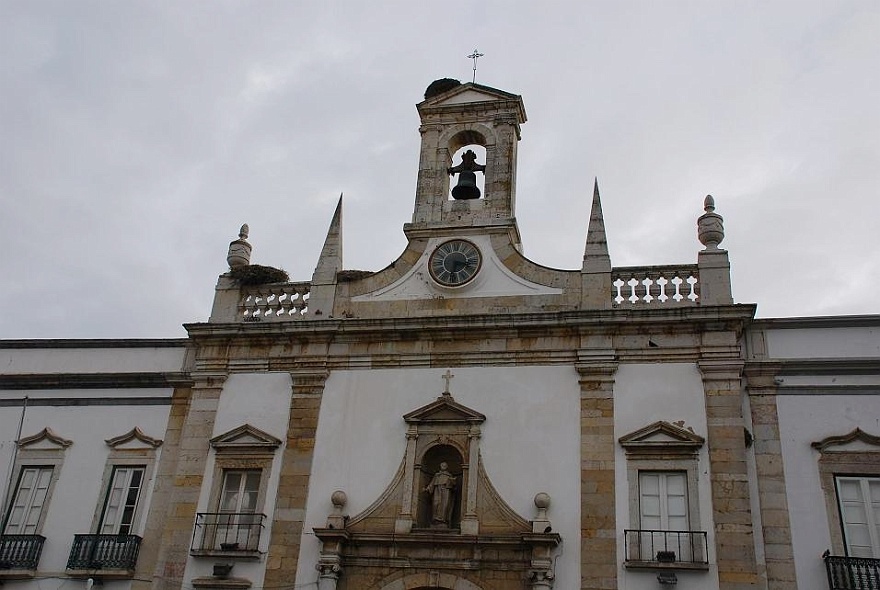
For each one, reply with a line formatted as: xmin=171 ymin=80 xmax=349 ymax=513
xmin=746 ymin=366 xmax=797 ymax=589
xmin=133 ymin=386 xmax=192 ymax=590
xmin=576 ymin=360 xmax=618 ymax=590
xmin=263 ymin=370 xmax=329 ymax=588
xmin=150 ymin=375 xmax=227 ymax=590
xmin=699 ymin=360 xmax=763 ymax=589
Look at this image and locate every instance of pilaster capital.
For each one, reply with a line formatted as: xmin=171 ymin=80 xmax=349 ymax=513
xmin=190 ymin=373 xmax=228 ymax=389
xmin=290 ymin=369 xmax=330 ymax=394
xmin=697 ymin=358 xmax=744 ymax=382
xmin=575 ymin=358 xmax=619 ymax=384
xmin=743 ymin=361 xmax=784 ymax=391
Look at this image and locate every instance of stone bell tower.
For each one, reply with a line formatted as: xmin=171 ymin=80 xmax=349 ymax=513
xmin=410 ymin=78 xmax=527 ymax=230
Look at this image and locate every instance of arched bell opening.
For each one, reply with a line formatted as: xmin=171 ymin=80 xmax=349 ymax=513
xmin=416 ymin=444 xmax=464 ymax=529
xmin=448 ymin=145 xmax=486 ymax=201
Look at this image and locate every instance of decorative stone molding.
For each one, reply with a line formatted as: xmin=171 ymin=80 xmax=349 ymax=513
xmin=18 ymin=427 xmax=72 ymax=448
xmin=105 ymin=426 xmax=163 ymax=449
xmin=811 ymin=427 xmax=880 ymax=452
xmin=210 ymin=424 xmax=282 ymax=454
xmin=313 ymin=374 xmax=560 ymax=589
xmin=619 ymin=420 xmax=705 ymax=457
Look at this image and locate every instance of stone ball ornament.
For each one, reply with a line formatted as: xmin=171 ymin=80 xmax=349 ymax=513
xmin=331 ymin=490 xmax=347 ymax=509
xmin=534 ymin=492 xmax=551 ymax=509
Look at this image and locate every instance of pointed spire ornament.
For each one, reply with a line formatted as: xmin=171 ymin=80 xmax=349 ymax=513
xmin=582 ymin=178 xmax=611 ymax=273
xmin=312 ymin=195 xmax=344 ymax=284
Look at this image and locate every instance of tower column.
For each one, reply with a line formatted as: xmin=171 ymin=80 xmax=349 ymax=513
xmin=263 ymin=370 xmax=330 ymax=588
xmin=576 ymin=356 xmax=618 ymax=590
xmin=700 ymin=359 xmax=764 ymax=589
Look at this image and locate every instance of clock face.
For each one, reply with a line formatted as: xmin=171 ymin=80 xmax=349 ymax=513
xmin=429 ymin=239 xmax=482 ymax=286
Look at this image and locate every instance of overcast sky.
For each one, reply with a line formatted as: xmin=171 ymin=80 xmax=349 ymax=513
xmin=1 ymin=1 xmax=878 ymax=339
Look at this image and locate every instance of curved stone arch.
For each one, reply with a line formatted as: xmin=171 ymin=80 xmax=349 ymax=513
xmin=438 ymin=121 xmax=498 ymax=152
xmin=419 ymin=437 xmax=468 ymax=458
xmin=372 ymin=571 xmax=485 ymax=590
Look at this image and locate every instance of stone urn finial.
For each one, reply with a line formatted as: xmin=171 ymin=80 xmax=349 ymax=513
xmin=226 ymin=223 xmax=252 ymax=269
xmin=697 ymin=195 xmax=725 ymax=250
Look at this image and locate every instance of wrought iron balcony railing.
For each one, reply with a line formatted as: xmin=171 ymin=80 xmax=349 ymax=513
xmin=825 ymin=554 xmax=880 ymax=590
xmin=66 ymin=534 xmax=142 ymax=571
xmin=0 ymin=535 xmax=45 ymax=570
xmin=624 ymin=529 xmax=709 ymax=567
xmin=191 ymin=512 xmax=266 ymax=554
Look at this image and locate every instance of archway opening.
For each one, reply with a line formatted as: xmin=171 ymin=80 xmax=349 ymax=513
xmin=448 ymin=145 xmax=486 ymax=201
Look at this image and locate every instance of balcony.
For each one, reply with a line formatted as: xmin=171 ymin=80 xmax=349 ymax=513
xmin=66 ymin=534 xmax=142 ymax=576
xmin=0 ymin=535 xmax=45 ymax=576
xmin=825 ymin=554 xmax=880 ymax=590
xmin=191 ymin=512 xmax=265 ymax=558
xmin=624 ymin=529 xmax=709 ymax=570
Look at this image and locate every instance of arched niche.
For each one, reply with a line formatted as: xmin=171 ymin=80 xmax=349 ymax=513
xmin=416 ymin=443 xmax=464 ymax=529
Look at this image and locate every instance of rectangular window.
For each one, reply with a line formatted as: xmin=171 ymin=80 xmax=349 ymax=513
xmin=639 ymin=471 xmax=692 ymax=561
xmin=219 ymin=470 xmax=260 ymax=514
xmin=640 ymin=471 xmax=689 ymax=530
xmin=214 ymin=470 xmax=261 ymax=550
xmin=4 ymin=467 xmax=53 ymax=535
xmin=836 ymin=476 xmax=880 ymax=558
xmin=99 ymin=466 xmax=145 ymax=536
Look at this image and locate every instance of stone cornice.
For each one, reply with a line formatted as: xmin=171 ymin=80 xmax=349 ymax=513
xmin=185 ymin=305 xmax=757 ymax=342
xmin=747 ymin=358 xmax=880 ymax=376
xmin=0 ymin=372 xmax=193 ymax=390
xmin=749 ymin=315 xmax=880 ymax=330
xmin=0 ymin=339 xmax=189 ymax=349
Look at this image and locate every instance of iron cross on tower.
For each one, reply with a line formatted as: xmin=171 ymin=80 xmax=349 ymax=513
xmin=467 ymin=49 xmax=484 ymax=83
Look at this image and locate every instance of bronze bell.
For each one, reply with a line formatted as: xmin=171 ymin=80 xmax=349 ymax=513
xmin=451 ymin=170 xmax=481 ymax=200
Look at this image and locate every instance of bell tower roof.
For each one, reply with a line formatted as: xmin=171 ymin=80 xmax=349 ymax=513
xmin=417 ymin=81 xmax=527 ymax=123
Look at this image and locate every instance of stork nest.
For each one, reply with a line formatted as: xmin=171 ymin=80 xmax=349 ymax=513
xmin=229 ymin=264 xmax=289 ymax=286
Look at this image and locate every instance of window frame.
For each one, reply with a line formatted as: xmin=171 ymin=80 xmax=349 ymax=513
xmin=619 ymin=421 xmax=707 ymax=568
xmin=89 ymin=428 xmax=163 ymax=538
xmin=191 ymin=424 xmax=281 ymax=557
xmin=834 ymin=475 xmax=880 ymax=558
xmin=2 ymin=428 xmax=71 ymax=537
xmin=3 ymin=466 xmax=55 ymax=535
xmin=813 ymin=429 xmax=880 ymax=557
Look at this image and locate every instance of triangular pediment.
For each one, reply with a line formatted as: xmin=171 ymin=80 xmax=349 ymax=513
xmin=812 ymin=428 xmax=880 ymax=452
xmin=106 ymin=427 xmax=163 ymax=449
xmin=403 ymin=395 xmax=486 ymax=424
xmin=419 ymin=82 xmax=521 ymax=108
xmin=210 ymin=424 xmax=282 ymax=452
xmin=619 ymin=421 xmax=705 ymax=454
xmin=18 ymin=427 xmax=72 ymax=449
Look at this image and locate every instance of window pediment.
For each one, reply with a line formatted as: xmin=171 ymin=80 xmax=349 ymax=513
xmin=18 ymin=427 xmax=72 ymax=449
xmin=105 ymin=427 xmax=163 ymax=449
xmin=812 ymin=428 xmax=880 ymax=452
xmin=619 ymin=421 xmax=704 ymax=456
xmin=210 ymin=424 xmax=282 ymax=453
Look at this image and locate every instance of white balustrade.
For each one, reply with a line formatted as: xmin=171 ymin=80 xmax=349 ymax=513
xmin=612 ymin=266 xmax=699 ymax=306
xmin=239 ymin=282 xmax=311 ymax=321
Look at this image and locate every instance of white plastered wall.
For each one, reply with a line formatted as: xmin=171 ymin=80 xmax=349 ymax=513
xmin=294 ymin=366 xmax=581 ymax=590
xmin=777 ymin=394 xmax=880 ymax=590
xmin=613 ymin=363 xmax=719 ymax=590
xmin=0 ymin=392 xmax=172 ymax=590
xmin=182 ymin=372 xmax=292 ymax=590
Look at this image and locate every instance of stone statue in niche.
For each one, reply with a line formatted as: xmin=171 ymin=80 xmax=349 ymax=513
xmin=424 ymin=462 xmax=457 ymax=526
